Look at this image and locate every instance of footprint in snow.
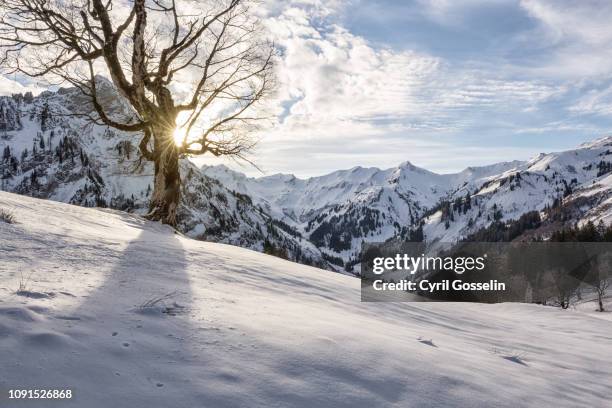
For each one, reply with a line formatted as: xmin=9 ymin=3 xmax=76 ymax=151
xmin=417 ymin=337 xmax=437 ymax=347
xmin=501 ymin=355 xmax=528 ymax=366
xmin=16 ymin=290 xmax=55 ymax=299
xmin=492 ymin=348 xmax=528 ymax=366
xmin=54 ymin=315 xmax=81 ymax=321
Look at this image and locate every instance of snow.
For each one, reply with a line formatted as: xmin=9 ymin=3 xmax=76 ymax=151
xmin=1 ymin=191 xmax=611 ymax=407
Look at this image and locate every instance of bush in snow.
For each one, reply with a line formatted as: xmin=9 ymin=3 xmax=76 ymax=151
xmin=0 ymin=208 xmax=15 ymax=224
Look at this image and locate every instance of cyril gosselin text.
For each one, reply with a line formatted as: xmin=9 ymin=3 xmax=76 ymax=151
xmin=369 ymin=253 xmax=506 ymax=293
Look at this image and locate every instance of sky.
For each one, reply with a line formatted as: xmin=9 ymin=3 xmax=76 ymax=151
xmin=3 ymin=0 xmax=612 ymax=177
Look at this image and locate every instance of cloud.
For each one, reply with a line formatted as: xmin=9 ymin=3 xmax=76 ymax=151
xmin=569 ymin=83 xmax=612 ymax=117
xmin=189 ymin=0 xmax=593 ymax=176
xmin=261 ymin=1 xmax=563 ymax=142
xmin=416 ymin=0 xmax=513 ymax=26
xmin=520 ymin=0 xmax=612 ymax=46
xmin=518 ymin=0 xmax=612 ymax=78
xmin=264 ymin=5 xmax=440 ymax=135
xmin=515 ymin=0 xmax=612 ymax=119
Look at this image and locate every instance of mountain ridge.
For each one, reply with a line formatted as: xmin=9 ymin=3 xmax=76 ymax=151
xmin=1 ymin=83 xmax=611 ymax=273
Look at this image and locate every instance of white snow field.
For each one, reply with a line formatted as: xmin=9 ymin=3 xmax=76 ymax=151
xmin=0 ymin=191 xmax=611 ymax=408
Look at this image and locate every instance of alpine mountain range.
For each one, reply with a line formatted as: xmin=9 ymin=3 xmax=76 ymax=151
xmin=1 ymin=79 xmax=611 ymax=273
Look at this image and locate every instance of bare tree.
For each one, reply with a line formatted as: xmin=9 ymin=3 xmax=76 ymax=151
xmin=0 ymin=0 xmax=275 ymax=225
xmin=594 ymin=278 xmax=609 ymax=312
xmin=591 ymin=252 xmax=610 ymax=312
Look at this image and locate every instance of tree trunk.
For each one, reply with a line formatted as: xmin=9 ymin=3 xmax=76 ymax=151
xmin=146 ymin=129 xmax=181 ymax=226
xmin=598 ymin=291 xmax=604 ymax=312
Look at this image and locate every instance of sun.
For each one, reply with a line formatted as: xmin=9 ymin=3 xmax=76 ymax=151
xmin=173 ymin=127 xmax=187 ymax=147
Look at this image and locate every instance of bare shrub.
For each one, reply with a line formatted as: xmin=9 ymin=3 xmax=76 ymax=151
xmin=138 ymin=291 xmax=187 ymax=316
xmin=0 ymin=208 xmax=15 ymax=224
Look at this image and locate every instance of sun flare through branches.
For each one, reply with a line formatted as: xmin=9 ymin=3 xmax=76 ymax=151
xmin=173 ymin=127 xmax=187 ymax=147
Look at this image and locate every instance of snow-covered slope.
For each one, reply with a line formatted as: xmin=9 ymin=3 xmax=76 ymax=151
xmin=422 ymin=136 xmax=612 ymax=243
xmin=1 ymin=191 xmax=611 ymax=407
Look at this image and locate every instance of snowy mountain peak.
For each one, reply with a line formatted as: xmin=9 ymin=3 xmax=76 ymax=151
xmin=398 ymin=160 xmax=416 ymax=169
xmin=579 ymin=135 xmax=612 ymax=148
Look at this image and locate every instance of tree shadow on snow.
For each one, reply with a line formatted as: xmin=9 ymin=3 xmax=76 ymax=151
xmin=38 ymin=220 xmax=203 ymax=407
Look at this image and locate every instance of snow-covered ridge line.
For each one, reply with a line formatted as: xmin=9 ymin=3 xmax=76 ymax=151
xmin=201 ymin=135 xmax=612 ymax=270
